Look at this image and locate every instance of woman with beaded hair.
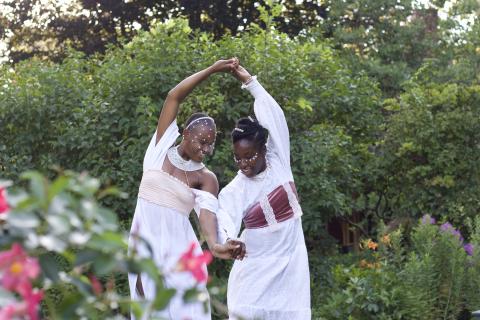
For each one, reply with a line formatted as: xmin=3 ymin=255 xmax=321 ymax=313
xmin=128 ymin=59 xmax=243 ymax=319
xmin=216 ymin=65 xmax=311 ymax=319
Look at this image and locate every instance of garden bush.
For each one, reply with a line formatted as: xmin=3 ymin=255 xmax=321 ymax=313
xmin=315 ymin=216 xmax=480 ymax=319
xmin=0 ymin=19 xmax=382 ymax=238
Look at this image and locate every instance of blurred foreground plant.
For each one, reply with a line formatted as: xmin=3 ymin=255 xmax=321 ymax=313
xmin=0 ymin=171 xmax=212 ymax=319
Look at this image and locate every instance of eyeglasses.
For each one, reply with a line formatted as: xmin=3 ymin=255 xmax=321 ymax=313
xmin=233 ymin=152 xmax=259 ymax=165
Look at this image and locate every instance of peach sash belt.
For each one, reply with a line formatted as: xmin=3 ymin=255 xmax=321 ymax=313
xmin=138 ymin=170 xmax=195 ymax=216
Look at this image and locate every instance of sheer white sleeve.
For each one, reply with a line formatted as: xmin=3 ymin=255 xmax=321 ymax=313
xmin=192 ymin=189 xmax=219 ymax=218
xmin=242 ymin=77 xmax=290 ymax=168
xmin=143 ymin=120 xmax=180 ymax=171
xmin=216 ymin=184 xmax=244 ymax=244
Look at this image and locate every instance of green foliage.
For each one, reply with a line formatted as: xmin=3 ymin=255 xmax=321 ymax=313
xmin=378 ymin=83 xmax=480 ymax=225
xmin=2 ymin=12 xmax=480 ymax=318
xmin=315 ymin=217 xmax=480 ymax=319
xmin=0 ymin=19 xmax=381 ymax=238
xmin=0 ymin=171 xmax=193 ymax=319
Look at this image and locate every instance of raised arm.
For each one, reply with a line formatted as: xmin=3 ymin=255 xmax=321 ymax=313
xmin=232 ymin=65 xmax=291 ymax=168
xmin=156 ymin=59 xmax=238 ymax=144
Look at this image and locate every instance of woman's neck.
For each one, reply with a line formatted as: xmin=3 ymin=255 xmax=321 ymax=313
xmin=177 ymin=143 xmax=191 ymax=161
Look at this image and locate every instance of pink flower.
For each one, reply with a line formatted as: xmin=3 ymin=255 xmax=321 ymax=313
xmin=0 ymin=304 xmax=18 ymax=319
xmin=20 ymin=284 xmax=43 ymax=320
xmin=0 ymin=187 xmax=9 ymax=215
xmin=0 ymin=243 xmax=40 ymax=292
xmin=89 ymin=274 xmax=103 ymax=296
xmin=6 ymin=282 xmax=43 ymax=320
xmin=0 ymin=244 xmax=42 ymax=320
xmin=177 ymin=242 xmax=212 ymax=283
xmin=0 ymin=283 xmax=44 ymax=320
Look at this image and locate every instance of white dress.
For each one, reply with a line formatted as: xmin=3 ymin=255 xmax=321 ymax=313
xmin=217 ymin=78 xmax=311 ymax=320
xmin=128 ymin=121 xmax=217 ymax=320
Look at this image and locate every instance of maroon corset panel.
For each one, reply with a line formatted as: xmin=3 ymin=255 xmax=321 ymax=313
xmin=243 ymin=182 xmax=300 ymax=229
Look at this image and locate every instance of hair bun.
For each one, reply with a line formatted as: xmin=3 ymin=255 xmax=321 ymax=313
xmin=231 ymin=116 xmax=268 ymax=147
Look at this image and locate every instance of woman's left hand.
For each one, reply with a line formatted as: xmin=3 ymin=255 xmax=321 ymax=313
xmin=209 ymin=57 xmax=239 ymax=74
xmin=212 ymin=240 xmax=246 ymax=260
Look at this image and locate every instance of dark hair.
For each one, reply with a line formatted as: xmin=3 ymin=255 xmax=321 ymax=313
xmin=185 ymin=112 xmax=209 ymax=127
xmin=184 ymin=112 xmax=215 ymax=132
xmin=231 ymin=116 xmax=268 ymax=148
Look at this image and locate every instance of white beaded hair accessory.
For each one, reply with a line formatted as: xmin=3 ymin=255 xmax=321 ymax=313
xmin=184 ymin=116 xmax=215 ymax=131
xmin=233 ymin=127 xmax=244 ymax=133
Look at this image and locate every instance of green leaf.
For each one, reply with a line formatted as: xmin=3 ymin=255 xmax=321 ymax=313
xmin=74 ymin=249 xmax=101 ymax=266
xmin=46 ymin=215 xmax=71 ymax=235
xmin=87 ymin=232 xmax=127 ymax=252
xmin=8 ymin=211 xmax=40 ymax=229
xmin=48 ymin=175 xmax=70 ymax=201
xmin=92 ymin=255 xmax=119 ymax=275
xmin=21 ymin=171 xmax=48 ymax=202
xmin=153 ymin=287 xmax=176 ymax=310
xmin=39 ymin=253 xmax=63 ymax=282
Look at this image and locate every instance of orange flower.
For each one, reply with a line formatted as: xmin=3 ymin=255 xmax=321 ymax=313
xmin=381 ymin=234 xmax=391 ymax=245
xmin=367 ymin=239 xmax=378 ymax=250
xmin=368 ymin=262 xmax=381 ymax=269
xmin=359 ymin=259 xmax=368 ymax=268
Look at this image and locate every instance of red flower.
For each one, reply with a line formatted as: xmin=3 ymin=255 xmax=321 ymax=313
xmin=0 ymin=187 xmax=9 ymax=215
xmin=177 ymin=242 xmax=212 ymax=283
xmin=88 ymin=274 xmax=103 ymax=296
xmin=0 ymin=243 xmax=40 ymax=292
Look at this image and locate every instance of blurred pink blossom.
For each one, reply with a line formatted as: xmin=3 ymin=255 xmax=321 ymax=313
xmin=177 ymin=242 xmax=212 ymax=283
xmin=0 ymin=244 xmax=40 ymax=292
xmin=0 ymin=187 xmax=9 ymax=215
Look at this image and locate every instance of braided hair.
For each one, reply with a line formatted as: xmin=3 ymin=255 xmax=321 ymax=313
xmin=231 ymin=116 xmax=268 ymax=149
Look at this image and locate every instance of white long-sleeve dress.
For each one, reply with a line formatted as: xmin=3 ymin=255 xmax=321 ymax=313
xmin=217 ymin=78 xmax=311 ymax=320
xmin=128 ymin=121 xmax=217 ymax=320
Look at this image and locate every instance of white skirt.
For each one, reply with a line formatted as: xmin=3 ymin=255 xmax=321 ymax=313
xmin=227 ymin=218 xmax=311 ymax=320
xmin=128 ymin=199 xmax=211 ymax=320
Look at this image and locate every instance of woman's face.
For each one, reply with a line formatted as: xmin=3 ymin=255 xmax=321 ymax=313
xmin=183 ymin=124 xmax=216 ymax=162
xmin=233 ymin=139 xmax=266 ymax=178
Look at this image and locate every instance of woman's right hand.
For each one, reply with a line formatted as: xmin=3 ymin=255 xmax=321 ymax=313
xmin=209 ymin=58 xmax=238 ymax=74
xmin=231 ymin=65 xmax=252 ymax=84
xmin=212 ymin=239 xmax=246 ymax=260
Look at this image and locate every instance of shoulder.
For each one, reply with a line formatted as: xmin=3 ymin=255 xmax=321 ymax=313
xmin=199 ymin=167 xmax=219 ymax=196
xmin=219 ymin=174 xmax=243 ymax=198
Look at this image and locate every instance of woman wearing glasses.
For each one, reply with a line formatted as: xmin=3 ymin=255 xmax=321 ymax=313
xmin=128 ymin=59 xmax=242 ymax=319
xmin=217 ymin=65 xmax=311 ymax=319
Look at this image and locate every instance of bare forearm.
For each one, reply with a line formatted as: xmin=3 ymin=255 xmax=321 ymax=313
xmin=168 ymin=66 xmax=215 ymax=103
xmin=199 ymin=211 xmax=219 ymax=250
xmin=156 ymin=66 xmax=215 ymax=142
xmin=232 ymin=65 xmax=252 ymax=84
xmin=156 ymin=59 xmax=236 ymax=142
